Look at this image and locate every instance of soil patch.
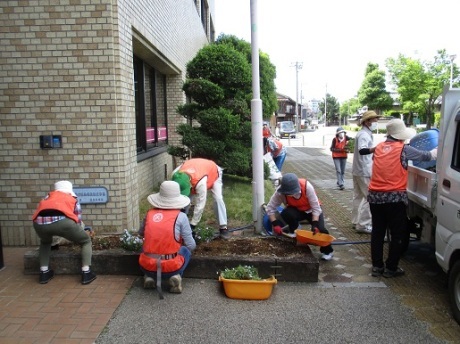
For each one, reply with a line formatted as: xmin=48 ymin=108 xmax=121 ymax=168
xmin=58 ymin=235 xmax=308 ymax=258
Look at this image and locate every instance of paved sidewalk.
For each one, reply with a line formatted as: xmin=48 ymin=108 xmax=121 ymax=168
xmin=0 ymin=247 xmax=135 ymax=343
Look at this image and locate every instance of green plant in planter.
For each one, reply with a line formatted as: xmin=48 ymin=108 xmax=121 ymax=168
xmin=220 ymin=265 xmax=262 ymax=280
xmin=120 ymin=229 xmax=143 ymax=252
xmin=194 ymin=226 xmax=216 ymax=244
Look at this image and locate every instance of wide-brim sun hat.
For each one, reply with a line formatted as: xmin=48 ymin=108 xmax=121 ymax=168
xmin=147 ymin=180 xmax=190 ymax=209
xmin=171 ymin=171 xmax=191 ymax=197
xmin=336 ymin=127 xmax=345 ymax=134
xmin=54 ymin=180 xmax=77 ymax=197
xmin=360 ymin=110 xmax=381 ymax=125
xmin=277 ymin=173 xmax=300 ymax=195
xmin=386 ymin=118 xmax=417 ymax=141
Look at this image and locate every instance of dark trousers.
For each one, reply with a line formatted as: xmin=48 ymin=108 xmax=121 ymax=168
xmin=280 ymin=206 xmax=333 ymax=254
xmin=370 ymin=202 xmax=407 ymax=271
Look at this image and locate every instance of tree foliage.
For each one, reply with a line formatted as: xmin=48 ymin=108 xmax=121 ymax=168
xmin=319 ymin=93 xmax=340 ymax=122
xmin=357 ymin=63 xmax=393 ymax=114
xmin=386 ymin=49 xmax=458 ymax=128
xmin=168 ymin=34 xmax=278 ymax=177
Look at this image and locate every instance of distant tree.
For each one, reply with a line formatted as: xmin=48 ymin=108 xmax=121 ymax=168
xmin=168 ymin=34 xmax=278 ymax=177
xmin=319 ymin=93 xmax=340 ymax=124
xmin=386 ymin=49 xmax=458 ymax=129
xmin=357 ymin=63 xmax=393 ymax=115
xmin=339 ymin=97 xmax=361 ymax=116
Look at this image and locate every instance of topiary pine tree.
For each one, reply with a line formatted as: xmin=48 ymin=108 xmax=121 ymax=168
xmin=168 ymin=34 xmax=277 ymax=177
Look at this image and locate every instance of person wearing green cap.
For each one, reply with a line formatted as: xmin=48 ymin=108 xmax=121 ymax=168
xmin=172 ymin=158 xmax=229 ymax=239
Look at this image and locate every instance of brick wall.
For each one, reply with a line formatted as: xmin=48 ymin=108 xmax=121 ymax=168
xmin=0 ymin=0 xmax=214 ymax=245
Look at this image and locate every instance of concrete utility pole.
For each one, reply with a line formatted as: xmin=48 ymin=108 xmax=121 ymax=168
xmin=450 ymin=54 xmax=457 ymax=88
xmin=250 ymin=0 xmax=264 ymax=233
xmin=291 ymin=61 xmax=303 ymax=129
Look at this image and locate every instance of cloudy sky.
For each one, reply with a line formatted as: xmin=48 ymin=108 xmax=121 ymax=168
xmin=214 ymin=0 xmax=458 ymax=103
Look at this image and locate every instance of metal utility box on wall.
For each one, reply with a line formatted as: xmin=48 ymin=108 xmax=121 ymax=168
xmin=40 ymin=135 xmax=62 ymax=149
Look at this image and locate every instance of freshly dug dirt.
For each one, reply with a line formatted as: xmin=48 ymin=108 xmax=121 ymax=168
xmin=58 ymin=235 xmax=309 ymax=258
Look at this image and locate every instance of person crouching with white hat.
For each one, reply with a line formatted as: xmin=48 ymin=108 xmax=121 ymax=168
xmin=138 ymin=181 xmax=196 ymax=296
xmin=368 ymin=119 xmax=437 ymax=279
xmin=32 ymin=180 xmax=96 ymax=285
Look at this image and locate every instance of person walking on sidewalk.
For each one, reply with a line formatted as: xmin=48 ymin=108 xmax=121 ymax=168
xmin=330 ymin=127 xmax=352 ymax=190
xmin=351 ymin=110 xmax=381 ymax=234
xmin=264 ymin=136 xmax=287 ymax=171
xmin=172 ymin=158 xmax=229 ymax=239
xmin=139 ymin=181 xmax=196 ymax=294
xmin=369 ymin=119 xmax=437 ymax=278
xmin=32 ymin=180 xmax=96 ymax=285
xmin=265 ymin=173 xmax=334 ymax=261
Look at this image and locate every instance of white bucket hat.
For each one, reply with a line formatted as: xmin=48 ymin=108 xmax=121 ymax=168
xmin=54 ymin=180 xmax=77 ymax=197
xmin=386 ymin=118 xmax=416 ymax=141
xmin=147 ymin=181 xmax=190 ymax=209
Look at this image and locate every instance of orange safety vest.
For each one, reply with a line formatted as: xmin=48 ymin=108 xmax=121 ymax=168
xmin=267 ymin=139 xmax=284 ymax=158
xmin=179 ymin=158 xmax=219 ymax=194
xmin=285 ymin=178 xmax=320 ymax=211
xmin=32 ymin=191 xmax=79 ymax=223
xmin=332 ymin=137 xmax=348 ymax=158
xmin=369 ymin=141 xmax=407 ymax=192
xmin=263 ymin=126 xmax=271 ymax=138
xmin=139 ymin=209 xmax=184 ymax=273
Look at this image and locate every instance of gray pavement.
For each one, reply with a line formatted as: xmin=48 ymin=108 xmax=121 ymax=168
xmin=96 ymin=127 xmax=458 ymax=344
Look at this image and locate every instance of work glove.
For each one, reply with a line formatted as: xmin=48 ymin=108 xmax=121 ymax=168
xmin=271 ymin=219 xmax=284 ymax=235
xmin=311 ymin=221 xmax=320 ymax=235
xmin=430 ymin=148 xmax=437 ymax=160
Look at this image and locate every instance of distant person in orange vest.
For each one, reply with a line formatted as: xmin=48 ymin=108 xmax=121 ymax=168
xmin=368 ymin=119 xmax=437 ymax=278
xmin=172 ymin=158 xmax=229 ymax=239
xmin=330 ymin=127 xmax=353 ymax=190
xmin=263 ymin=122 xmax=272 ymax=138
xmin=32 ymin=180 xmax=96 ymax=285
xmin=265 ymin=173 xmax=334 ymax=261
xmin=264 ymin=136 xmax=287 ymax=171
xmin=139 ymin=181 xmax=196 ymax=295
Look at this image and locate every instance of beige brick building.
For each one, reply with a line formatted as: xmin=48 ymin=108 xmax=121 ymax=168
xmin=0 ymin=0 xmax=215 ymax=246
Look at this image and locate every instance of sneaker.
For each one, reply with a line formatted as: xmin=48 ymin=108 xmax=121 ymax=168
xmin=81 ymin=270 xmax=97 ymax=285
xmin=383 ymin=267 xmax=405 ymax=278
xmin=371 ymin=267 xmax=384 ymax=277
xmin=169 ymin=274 xmax=182 ymax=294
xmin=321 ymin=252 xmax=334 ymax=261
xmin=39 ymin=269 xmax=54 ymax=284
xmin=143 ymin=276 xmax=156 ymax=289
xmin=356 ymin=225 xmax=372 ymax=234
xmin=220 ymin=227 xmax=231 ymax=240
xmin=339 ymin=185 xmax=345 ymax=190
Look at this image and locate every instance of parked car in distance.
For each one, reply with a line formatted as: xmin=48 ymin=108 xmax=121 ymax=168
xmin=278 ymin=120 xmax=296 ymax=138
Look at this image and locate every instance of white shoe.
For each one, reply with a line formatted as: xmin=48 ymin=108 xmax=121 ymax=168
xmin=356 ymin=225 xmax=372 ymax=234
xmin=143 ymin=276 xmax=156 ymax=289
xmin=169 ymin=274 xmax=182 ymax=294
xmin=321 ymin=252 xmax=334 ymax=261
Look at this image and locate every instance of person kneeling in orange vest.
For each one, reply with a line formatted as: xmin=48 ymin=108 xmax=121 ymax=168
xmin=138 ymin=181 xmax=196 ymax=295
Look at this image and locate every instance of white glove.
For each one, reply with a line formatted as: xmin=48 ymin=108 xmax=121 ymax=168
xmin=430 ymin=148 xmax=437 ymax=160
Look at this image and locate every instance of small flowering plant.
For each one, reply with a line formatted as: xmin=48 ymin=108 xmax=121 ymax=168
xmin=220 ymin=265 xmax=262 ymax=281
xmin=194 ymin=226 xmax=216 ymax=244
xmin=120 ymin=229 xmax=143 ymax=252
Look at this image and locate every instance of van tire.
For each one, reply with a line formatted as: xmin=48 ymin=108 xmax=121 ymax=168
xmin=448 ymin=260 xmax=460 ymax=325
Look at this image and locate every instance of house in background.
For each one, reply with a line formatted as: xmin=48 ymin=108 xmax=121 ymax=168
xmin=0 ymin=0 xmax=215 ymax=246
xmin=276 ymin=93 xmax=297 ymax=123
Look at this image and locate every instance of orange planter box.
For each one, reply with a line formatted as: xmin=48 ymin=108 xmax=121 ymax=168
xmin=219 ymin=275 xmax=277 ymax=300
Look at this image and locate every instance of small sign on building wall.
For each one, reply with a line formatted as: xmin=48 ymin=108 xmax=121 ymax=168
xmin=73 ymin=187 xmax=109 ymax=204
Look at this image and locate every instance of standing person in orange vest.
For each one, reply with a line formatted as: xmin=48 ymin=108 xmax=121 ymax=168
xmin=368 ymin=119 xmax=437 ymax=278
xmin=263 ymin=122 xmax=272 ymax=138
xmin=139 ymin=181 xmax=196 ymax=295
xmin=330 ymin=127 xmax=353 ymax=190
xmin=264 ymin=136 xmax=287 ymax=171
xmin=171 ymin=158 xmax=229 ymax=239
xmin=32 ymin=180 xmax=96 ymax=285
xmin=265 ymin=173 xmax=334 ymax=261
